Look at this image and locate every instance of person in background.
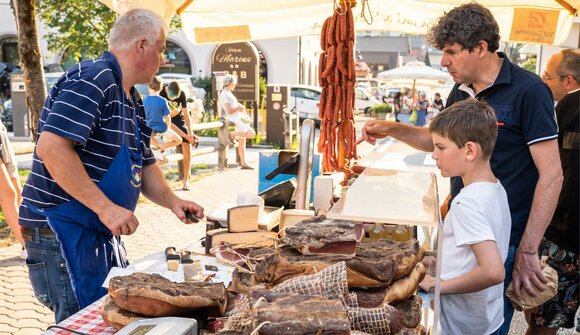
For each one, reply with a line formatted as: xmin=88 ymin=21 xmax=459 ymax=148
xmin=143 ymin=76 xmax=182 ymax=158
xmin=525 ymin=48 xmax=580 ymax=335
xmin=360 ymin=3 xmax=562 ymax=333
xmin=416 ymin=91 xmax=428 ymax=126
xmin=0 ymin=120 xmax=25 ymax=260
xmin=432 ymin=92 xmax=444 ymax=112
xmin=160 ymin=81 xmax=198 ymax=190
xmin=18 ymin=9 xmax=204 ymax=323
xmin=419 ymin=99 xmax=510 ymax=335
xmin=220 ymin=74 xmax=256 ymax=170
xmin=392 ymin=91 xmax=402 ymax=122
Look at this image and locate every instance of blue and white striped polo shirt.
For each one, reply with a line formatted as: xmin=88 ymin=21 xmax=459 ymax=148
xmin=19 ymin=51 xmax=155 ymax=228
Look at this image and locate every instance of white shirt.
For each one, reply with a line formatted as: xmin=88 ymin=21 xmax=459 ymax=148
xmin=219 ymin=89 xmax=241 ymax=113
xmin=440 ymin=181 xmax=511 ymax=335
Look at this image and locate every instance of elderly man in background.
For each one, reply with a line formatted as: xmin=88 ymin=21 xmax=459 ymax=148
xmin=525 ymin=49 xmax=580 ymax=335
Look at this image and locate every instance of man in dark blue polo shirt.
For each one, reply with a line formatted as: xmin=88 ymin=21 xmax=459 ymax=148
xmin=360 ymin=3 xmax=563 ymax=334
xmin=18 ymin=9 xmax=204 ymax=323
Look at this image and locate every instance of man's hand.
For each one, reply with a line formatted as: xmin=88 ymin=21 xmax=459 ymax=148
xmin=359 ymin=120 xmax=391 ymax=145
xmin=511 ymin=252 xmax=548 ymax=298
xmin=172 ymin=199 xmax=204 ymax=224
xmin=98 ymin=205 xmax=140 ymax=236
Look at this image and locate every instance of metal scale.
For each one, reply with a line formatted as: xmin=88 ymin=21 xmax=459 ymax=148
xmin=115 ymin=317 xmax=196 ymax=335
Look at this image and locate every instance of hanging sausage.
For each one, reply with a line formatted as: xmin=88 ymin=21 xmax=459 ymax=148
xmin=318 ymin=1 xmax=357 ymax=177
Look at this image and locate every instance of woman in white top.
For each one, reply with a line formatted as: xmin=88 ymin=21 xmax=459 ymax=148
xmin=219 ymin=74 xmax=256 ymax=169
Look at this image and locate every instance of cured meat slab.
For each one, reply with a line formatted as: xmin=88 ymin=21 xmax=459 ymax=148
xmin=108 ymin=272 xmax=227 ymax=317
xmin=253 ymin=239 xmax=424 ymax=288
xmin=250 ymin=291 xmax=351 ymax=335
xmin=281 ymin=218 xmax=363 ymax=256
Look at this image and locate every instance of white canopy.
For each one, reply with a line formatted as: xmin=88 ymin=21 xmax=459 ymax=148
xmin=377 ymin=60 xmax=452 ymax=82
xmin=99 ymin=0 xmax=579 ymax=45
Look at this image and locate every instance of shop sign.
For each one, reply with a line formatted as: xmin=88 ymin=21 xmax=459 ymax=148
xmin=509 ymin=8 xmax=559 ymax=44
xmin=211 ymin=42 xmax=259 ymax=101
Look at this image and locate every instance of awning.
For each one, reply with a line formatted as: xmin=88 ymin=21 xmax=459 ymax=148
xmin=98 ymin=0 xmax=579 ymax=45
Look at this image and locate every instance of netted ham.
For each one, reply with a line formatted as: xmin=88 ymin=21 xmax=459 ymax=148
xmin=108 ymin=272 xmax=227 ymax=317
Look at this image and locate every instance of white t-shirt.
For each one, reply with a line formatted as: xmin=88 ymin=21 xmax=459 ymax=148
xmin=439 ymin=181 xmax=511 ymax=335
xmin=219 ymin=89 xmax=241 ymax=112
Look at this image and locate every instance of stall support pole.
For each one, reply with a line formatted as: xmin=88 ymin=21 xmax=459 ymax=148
xmin=295 ymin=119 xmax=315 ymax=210
xmin=217 ymin=117 xmax=229 ymax=170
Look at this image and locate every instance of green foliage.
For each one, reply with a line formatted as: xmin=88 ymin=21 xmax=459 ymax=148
xmin=36 ymin=1 xmax=183 ymax=62
xmin=369 ymin=103 xmax=392 ymax=114
xmin=521 ymin=57 xmax=537 ymax=74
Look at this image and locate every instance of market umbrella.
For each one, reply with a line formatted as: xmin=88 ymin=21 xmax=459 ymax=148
xmin=377 ymin=60 xmax=452 ymax=101
xmin=98 ymin=0 xmax=579 ymax=45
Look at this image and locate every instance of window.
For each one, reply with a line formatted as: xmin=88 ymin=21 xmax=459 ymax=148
xmin=159 ymin=41 xmax=192 ymax=74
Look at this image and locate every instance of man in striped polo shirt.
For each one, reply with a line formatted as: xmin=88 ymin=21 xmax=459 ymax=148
xmin=18 ymin=9 xmax=204 ymax=323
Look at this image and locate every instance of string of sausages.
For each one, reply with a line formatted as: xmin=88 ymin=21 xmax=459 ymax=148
xmin=317 ymin=1 xmax=357 ymax=176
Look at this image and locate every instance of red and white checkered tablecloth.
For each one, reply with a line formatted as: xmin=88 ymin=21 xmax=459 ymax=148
xmin=43 ymin=297 xmax=116 ymax=335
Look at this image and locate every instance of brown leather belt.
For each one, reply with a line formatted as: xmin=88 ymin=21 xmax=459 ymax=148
xmin=21 ymin=227 xmax=57 ymax=240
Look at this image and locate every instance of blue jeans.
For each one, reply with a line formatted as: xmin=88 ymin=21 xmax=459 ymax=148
xmin=24 ymin=228 xmax=80 ymax=323
xmin=496 ymin=245 xmax=517 ymax=335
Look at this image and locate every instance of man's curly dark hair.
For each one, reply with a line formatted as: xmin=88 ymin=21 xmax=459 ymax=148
xmin=426 ymin=2 xmax=500 ymax=53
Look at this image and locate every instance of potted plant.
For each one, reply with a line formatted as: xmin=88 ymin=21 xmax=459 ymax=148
xmin=369 ymin=103 xmax=392 ymax=120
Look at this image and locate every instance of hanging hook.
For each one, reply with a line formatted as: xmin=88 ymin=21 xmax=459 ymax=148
xmin=360 ymin=0 xmax=373 ymax=25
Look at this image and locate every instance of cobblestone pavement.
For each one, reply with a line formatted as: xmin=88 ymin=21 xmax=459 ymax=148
xmin=0 ymin=138 xmax=574 ymax=335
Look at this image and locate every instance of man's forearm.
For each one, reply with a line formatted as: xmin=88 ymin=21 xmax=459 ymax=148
xmin=141 ymin=163 xmax=179 ymax=208
xmin=389 ymin=122 xmax=434 ymax=152
xmin=519 ymin=174 xmax=563 ymax=251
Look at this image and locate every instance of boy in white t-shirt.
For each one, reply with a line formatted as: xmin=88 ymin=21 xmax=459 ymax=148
xmin=419 ymin=98 xmax=511 ymax=335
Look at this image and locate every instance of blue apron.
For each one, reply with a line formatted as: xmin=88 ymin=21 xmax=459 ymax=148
xmin=26 ymin=93 xmax=142 ymax=308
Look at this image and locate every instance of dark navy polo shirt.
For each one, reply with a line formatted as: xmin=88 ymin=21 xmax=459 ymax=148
xmin=19 ymin=51 xmax=156 ymax=228
xmin=446 ymin=52 xmax=558 ymax=246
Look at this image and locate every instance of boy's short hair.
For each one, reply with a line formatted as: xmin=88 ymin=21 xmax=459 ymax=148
xmin=148 ymin=76 xmax=163 ymax=91
xmin=429 ymin=98 xmax=498 ymax=159
xmin=426 ymin=2 xmax=500 ymax=53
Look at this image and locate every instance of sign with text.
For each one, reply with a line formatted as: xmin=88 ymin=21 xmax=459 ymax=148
xmin=509 ymin=8 xmax=559 ymax=44
xmin=211 ymin=42 xmax=259 ymax=101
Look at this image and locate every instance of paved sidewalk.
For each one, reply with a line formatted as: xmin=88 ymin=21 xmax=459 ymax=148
xmin=0 ymin=144 xmax=261 ymax=335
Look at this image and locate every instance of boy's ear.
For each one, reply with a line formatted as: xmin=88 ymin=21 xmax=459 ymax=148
xmin=465 ymin=141 xmax=479 ymax=161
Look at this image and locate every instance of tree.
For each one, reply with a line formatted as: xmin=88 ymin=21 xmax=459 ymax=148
xmin=36 ymin=1 xmax=182 ymax=62
xmin=12 ymin=0 xmax=45 ymax=139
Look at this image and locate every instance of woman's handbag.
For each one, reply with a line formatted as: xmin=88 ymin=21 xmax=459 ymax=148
xmin=408 ymin=109 xmax=418 ymax=124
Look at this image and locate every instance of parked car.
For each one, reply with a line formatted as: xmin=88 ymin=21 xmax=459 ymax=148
xmin=355 ymin=87 xmax=381 ymax=113
xmin=1 ymin=99 xmax=12 ymax=131
xmin=1 ymin=71 xmax=64 ymax=132
xmin=290 ymin=85 xmax=381 ymax=123
xmin=158 ymin=73 xmax=206 ymax=100
xmin=290 ymin=85 xmax=321 ymax=124
xmin=135 ymin=78 xmax=205 ymax=123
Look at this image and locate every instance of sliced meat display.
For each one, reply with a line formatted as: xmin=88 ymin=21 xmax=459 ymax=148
xmin=281 ymin=218 xmax=363 ymax=256
xmin=393 ymin=295 xmax=423 ymax=329
xmin=108 ymin=272 xmax=227 ymax=317
xmin=250 ymin=291 xmax=351 ymax=335
xmin=101 ymin=295 xmax=145 ymax=330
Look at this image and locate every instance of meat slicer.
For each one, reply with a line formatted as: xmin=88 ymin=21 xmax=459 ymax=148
xmin=116 ymin=317 xmax=197 ymax=335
